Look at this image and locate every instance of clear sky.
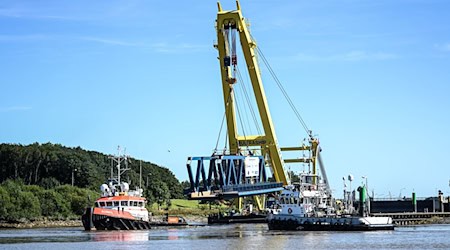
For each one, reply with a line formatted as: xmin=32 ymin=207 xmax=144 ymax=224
xmin=1 ymin=0 xmax=449 ymax=198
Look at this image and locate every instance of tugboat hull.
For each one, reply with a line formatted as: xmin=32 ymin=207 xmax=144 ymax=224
xmin=82 ymin=207 xmax=151 ymax=230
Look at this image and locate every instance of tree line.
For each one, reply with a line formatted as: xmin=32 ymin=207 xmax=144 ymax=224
xmin=0 ymin=143 xmax=185 ymax=221
xmin=0 ymin=179 xmax=98 ymax=221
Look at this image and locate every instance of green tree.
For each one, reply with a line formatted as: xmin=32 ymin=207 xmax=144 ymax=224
xmin=39 ymin=177 xmax=60 ymax=189
xmin=54 ymin=185 xmax=99 ymax=215
xmin=16 ymin=191 xmax=41 ymax=220
xmin=156 ymin=181 xmax=170 ymax=210
xmin=37 ymin=190 xmax=70 ymax=217
xmin=0 ymin=186 xmax=11 ymax=217
xmin=0 ymin=143 xmax=183 ymax=195
xmin=1 ymin=180 xmax=41 ymax=221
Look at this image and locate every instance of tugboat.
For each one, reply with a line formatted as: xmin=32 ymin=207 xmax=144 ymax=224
xmin=267 ymin=172 xmax=395 ymax=231
xmin=82 ymin=148 xmax=151 ymax=230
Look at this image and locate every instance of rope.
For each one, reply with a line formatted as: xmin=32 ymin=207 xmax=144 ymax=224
xmin=234 ymin=71 xmax=252 ymax=135
xmin=234 ymin=88 xmax=249 ymax=151
xmin=214 ymin=88 xmax=233 ymax=153
xmin=236 ymin=66 xmax=262 ymax=135
xmin=214 ymin=107 xmax=228 ymax=153
xmin=255 ymin=45 xmax=311 ymax=136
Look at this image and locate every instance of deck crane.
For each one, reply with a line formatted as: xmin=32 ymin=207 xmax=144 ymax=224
xmin=185 ymin=1 xmax=330 ymax=211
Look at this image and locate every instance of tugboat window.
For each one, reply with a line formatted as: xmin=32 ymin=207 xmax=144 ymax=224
xmin=121 ymin=201 xmax=128 ymax=206
xmin=114 ymin=201 xmax=119 ymax=207
xmin=106 ymin=201 xmax=113 ymax=207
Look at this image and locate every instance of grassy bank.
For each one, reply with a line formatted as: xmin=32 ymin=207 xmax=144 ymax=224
xmin=149 ymin=199 xmax=228 ymax=216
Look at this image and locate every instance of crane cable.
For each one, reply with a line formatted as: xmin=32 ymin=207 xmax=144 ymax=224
xmin=236 ymin=70 xmax=253 ymax=136
xmin=255 ymin=45 xmax=311 ymax=137
xmin=236 ymin=66 xmax=262 ymax=135
xmin=216 ymin=85 xmax=249 ymax=153
xmin=234 ymin=88 xmax=250 ymax=151
xmin=214 ymin=88 xmax=232 ymax=154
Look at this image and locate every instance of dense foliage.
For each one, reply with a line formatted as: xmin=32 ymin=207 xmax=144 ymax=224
xmin=0 ymin=180 xmax=99 ymax=221
xmin=0 ymin=143 xmax=184 ymax=211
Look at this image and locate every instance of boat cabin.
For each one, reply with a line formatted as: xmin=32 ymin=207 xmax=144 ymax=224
xmin=95 ymin=199 xmax=145 ymax=208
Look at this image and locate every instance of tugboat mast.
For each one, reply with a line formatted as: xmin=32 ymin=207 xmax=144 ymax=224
xmin=109 ymin=146 xmax=130 ymax=186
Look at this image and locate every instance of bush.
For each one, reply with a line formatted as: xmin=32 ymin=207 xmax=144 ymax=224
xmin=54 ymin=185 xmax=100 ymax=215
xmin=16 ymin=191 xmax=41 ymax=220
xmin=0 ymin=180 xmax=100 ymax=221
xmin=0 ymin=186 xmax=10 ymax=218
xmin=39 ymin=177 xmax=60 ymax=189
xmin=0 ymin=180 xmax=41 ymax=221
xmin=38 ymin=190 xmax=70 ymax=217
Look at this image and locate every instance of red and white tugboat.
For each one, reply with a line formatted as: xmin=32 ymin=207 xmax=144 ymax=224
xmin=82 ymin=148 xmax=151 ymax=230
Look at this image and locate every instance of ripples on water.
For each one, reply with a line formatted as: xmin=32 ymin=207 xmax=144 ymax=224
xmin=1 ymin=224 xmax=450 ymax=250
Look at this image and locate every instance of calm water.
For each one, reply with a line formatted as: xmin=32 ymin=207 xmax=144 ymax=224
xmin=1 ymin=224 xmax=450 ymax=250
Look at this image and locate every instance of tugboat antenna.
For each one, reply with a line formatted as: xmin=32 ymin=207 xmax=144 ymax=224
xmin=108 ymin=146 xmax=130 ymax=186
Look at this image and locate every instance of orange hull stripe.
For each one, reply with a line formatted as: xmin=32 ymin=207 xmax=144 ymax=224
xmin=93 ymin=207 xmax=137 ymax=220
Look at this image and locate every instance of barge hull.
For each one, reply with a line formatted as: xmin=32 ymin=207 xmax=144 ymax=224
xmin=268 ymin=220 xmax=394 ymax=231
xmin=208 ymin=214 xmax=267 ymax=224
xmin=267 ymin=214 xmax=394 ymax=231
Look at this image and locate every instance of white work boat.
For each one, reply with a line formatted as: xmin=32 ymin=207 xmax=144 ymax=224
xmin=267 ymin=173 xmax=394 ymax=231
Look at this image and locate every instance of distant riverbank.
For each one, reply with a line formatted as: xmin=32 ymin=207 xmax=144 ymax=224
xmin=0 ymin=215 xmax=209 ymax=229
xmin=2 ymin=216 xmax=449 ymax=229
xmin=0 ymin=219 xmax=82 ymax=229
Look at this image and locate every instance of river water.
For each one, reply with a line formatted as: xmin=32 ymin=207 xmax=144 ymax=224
xmin=1 ymin=224 xmax=449 ymax=250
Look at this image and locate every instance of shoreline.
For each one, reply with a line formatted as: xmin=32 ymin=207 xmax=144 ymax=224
xmin=0 ymin=219 xmax=83 ymax=229
xmin=0 ymin=215 xmax=208 ymax=229
xmin=2 ymin=216 xmax=448 ymax=229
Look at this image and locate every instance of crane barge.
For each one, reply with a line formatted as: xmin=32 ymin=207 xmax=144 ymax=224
xmin=185 ymin=1 xmax=394 ymax=230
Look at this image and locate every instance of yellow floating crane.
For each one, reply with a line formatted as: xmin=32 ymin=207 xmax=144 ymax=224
xmin=215 ymin=0 xmax=325 ymax=187
xmin=185 ymin=1 xmax=329 ymax=212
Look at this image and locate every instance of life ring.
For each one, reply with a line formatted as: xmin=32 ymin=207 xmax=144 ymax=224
xmin=288 ymin=208 xmax=293 ymax=214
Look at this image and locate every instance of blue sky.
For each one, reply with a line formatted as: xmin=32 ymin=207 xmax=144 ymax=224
xmin=1 ymin=0 xmax=449 ymax=198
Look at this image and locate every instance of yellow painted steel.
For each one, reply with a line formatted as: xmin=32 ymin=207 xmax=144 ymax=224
xmin=237 ymin=135 xmax=267 ymax=147
xmin=284 ymin=158 xmax=312 ymax=163
xmin=215 ymin=1 xmax=322 ymax=209
xmin=215 ymin=0 xmax=289 ymax=185
xmin=281 ymin=146 xmax=311 ymax=151
xmin=310 ymin=137 xmax=320 ymax=184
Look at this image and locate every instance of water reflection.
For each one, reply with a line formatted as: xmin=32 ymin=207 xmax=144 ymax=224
xmin=90 ymin=230 xmax=149 ymax=242
xmin=0 ymin=224 xmax=449 ymax=250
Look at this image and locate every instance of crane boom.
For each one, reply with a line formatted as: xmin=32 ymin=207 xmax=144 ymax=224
xmin=215 ymin=1 xmax=289 ymax=185
xmin=184 ymin=1 xmax=326 ymax=212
